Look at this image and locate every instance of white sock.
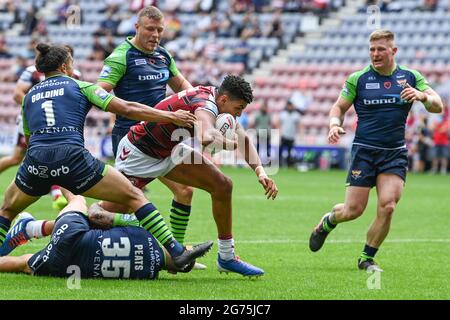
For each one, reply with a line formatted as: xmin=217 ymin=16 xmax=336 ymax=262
xmin=218 ymin=238 xmax=235 ymax=261
xmin=51 ymin=188 xmax=62 ymax=200
xmin=25 ymin=220 xmax=46 ymax=239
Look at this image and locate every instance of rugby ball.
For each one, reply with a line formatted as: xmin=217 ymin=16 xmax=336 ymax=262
xmin=215 ymin=113 xmax=237 ymax=139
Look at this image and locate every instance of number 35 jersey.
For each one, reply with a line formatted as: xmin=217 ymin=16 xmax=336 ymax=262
xmin=28 ymin=211 xmax=165 ymax=279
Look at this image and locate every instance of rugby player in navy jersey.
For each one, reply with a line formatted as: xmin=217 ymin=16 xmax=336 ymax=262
xmin=98 ymin=75 xmax=278 ymax=277
xmin=0 ymin=194 xmax=189 ymax=279
xmin=97 ymin=6 xmax=197 ymax=253
xmin=0 ymin=46 xmax=81 ymax=211
xmin=0 ymin=43 xmax=212 ymax=270
xmin=309 ymin=30 xmax=443 ymax=271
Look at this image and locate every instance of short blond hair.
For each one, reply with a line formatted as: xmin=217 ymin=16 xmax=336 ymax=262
xmin=137 ymin=6 xmax=164 ymax=22
xmin=369 ymin=29 xmax=395 ymax=42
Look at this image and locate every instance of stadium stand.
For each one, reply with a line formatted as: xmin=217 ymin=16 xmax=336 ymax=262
xmin=0 ymin=0 xmax=449 ymax=170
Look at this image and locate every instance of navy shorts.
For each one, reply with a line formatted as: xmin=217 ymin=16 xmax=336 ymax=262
xmin=346 ymin=144 xmax=408 ymax=188
xmin=15 ymin=145 xmax=106 ymax=196
xmin=111 ymin=126 xmax=130 ymax=157
xmin=28 ymin=211 xmax=89 ymax=277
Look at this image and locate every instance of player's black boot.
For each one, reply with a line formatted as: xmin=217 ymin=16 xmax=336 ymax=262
xmin=358 ymin=258 xmax=383 ymax=272
xmin=172 ymin=241 xmax=213 ymax=270
xmin=309 ymin=213 xmax=334 ymax=252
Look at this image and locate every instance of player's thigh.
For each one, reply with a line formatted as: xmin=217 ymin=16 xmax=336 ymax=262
xmin=164 ymin=152 xmax=227 ymax=192
xmin=376 ymin=173 xmax=404 ymax=205
xmin=82 ymin=165 xmax=145 ymax=206
xmin=1 ymin=181 xmax=39 ymax=219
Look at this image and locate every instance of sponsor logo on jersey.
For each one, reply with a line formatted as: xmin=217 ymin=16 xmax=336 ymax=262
xmin=368 ymin=76 xmax=376 ymax=80
xmin=396 ymin=79 xmax=407 ymax=88
xmin=365 ymin=83 xmax=380 ymax=90
xmin=99 ymin=65 xmax=111 ymax=78
xmin=342 ymin=84 xmax=350 ymax=96
xmin=135 ymin=59 xmax=147 ymax=65
xmin=94 ymin=88 xmax=109 ymax=100
xmin=363 ymin=97 xmax=396 ymax=105
xmin=384 ymin=81 xmax=391 ymax=89
xmin=137 ymin=71 xmax=169 ymax=81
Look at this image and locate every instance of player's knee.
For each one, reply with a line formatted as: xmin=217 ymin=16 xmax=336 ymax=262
xmin=344 ymin=203 xmax=365 ymax=220
xmin=124 ymin=184 xmax=146 ymax=204
xmin=174 ymin=185 xmax=194 ymax=202
xmin=214 ymin=175 xmax=233 ymax=196
xmin=332 ymin=203 xmax=344 ymax=214
xmin=379 ymin=200 xmax=396 ymax=217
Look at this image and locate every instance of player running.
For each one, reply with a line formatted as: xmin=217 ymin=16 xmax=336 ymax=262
xmin=98 ymin=75 xmax=278 ymax=277
xmin=309 ymin=30 xmax=443 ymax=271
xmin=0 ymin=43 xmax=211 ymax=271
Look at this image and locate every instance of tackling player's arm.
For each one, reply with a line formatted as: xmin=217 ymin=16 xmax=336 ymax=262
xmin=194 ymin=109 xmax=236 ymax=148
xmin=80 ymin=82 xmax=197 ymax=128
xmin=107 ymin=97 xmax=196 ymax=128
xmin=235 ymin=123 xmax=278 ymax=200
xmin=96 ymin=82 xmax=116 ymax=133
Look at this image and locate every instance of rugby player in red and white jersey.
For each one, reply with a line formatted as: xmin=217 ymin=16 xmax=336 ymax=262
xmin=99 ymin=75 xmax=278 ymax=277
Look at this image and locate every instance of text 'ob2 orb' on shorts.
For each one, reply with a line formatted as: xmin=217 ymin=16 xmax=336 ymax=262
xmin=15 ymin=145 xmax=106 ymax=196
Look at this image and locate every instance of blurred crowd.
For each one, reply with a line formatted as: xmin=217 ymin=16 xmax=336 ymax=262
xmin=358 ymin=0 xmax=449 ymax=12
xmin=406 ymin=103 xmax=450 ymax=174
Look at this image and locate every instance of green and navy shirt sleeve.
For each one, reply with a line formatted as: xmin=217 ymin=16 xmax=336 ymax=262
xmin=160 ymin=46 xmax=180 ymax=78
xmin=97 ymin=43 xmax=128 ymax=86
xmin=74 ymin=79 xmax=115 ymax=111
xmin=411 ymin=69 xmax=430 ymax=92
xmin=21 ymin=96 xmax=30 ymax=136
xmin=340 ymin=72 xmax=358 ymax=102
xmin=340 ymin=66 xmax=370 ymax=102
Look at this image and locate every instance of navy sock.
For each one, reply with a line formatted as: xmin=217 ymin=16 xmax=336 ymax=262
xmin=360 ymin=244 xmax=378 ymax=261
xmin=0 ymin=216 xmax=11 ymax=245
xmin=135 ymin=203 xmax=184 ymax=257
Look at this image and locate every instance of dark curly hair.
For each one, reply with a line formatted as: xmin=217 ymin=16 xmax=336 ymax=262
xmin=35 ymin=43 xmax=71 ymax=73
xmin=218 ymin=75 xmax=253 ymax=104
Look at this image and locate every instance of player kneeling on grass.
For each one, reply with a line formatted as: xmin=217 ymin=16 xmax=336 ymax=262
xmin=0 ymin=194 xmax=203 ymax=278
xmin=98 ymin=75 xmax=278 ymax=277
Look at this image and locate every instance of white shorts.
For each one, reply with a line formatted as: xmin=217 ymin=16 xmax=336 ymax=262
xmin=115 ymin=136 xmax=194 ymax=183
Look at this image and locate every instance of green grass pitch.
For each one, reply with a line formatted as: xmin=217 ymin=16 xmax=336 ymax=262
xmin=0 ymin=165 xmax=449 ymax=300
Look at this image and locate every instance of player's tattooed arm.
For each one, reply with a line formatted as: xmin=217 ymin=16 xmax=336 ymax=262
xmin=87 ymin=203 xmax=115 ymax=230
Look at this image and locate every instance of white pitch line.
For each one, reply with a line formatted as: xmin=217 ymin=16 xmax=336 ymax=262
xmin=18 ymin=239 xmax=450 ymax=250
xmin=190 ymin=239 xmax=450 ymax=244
